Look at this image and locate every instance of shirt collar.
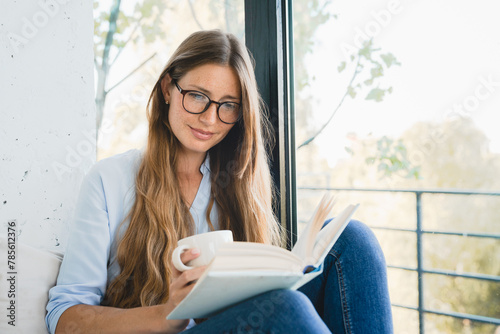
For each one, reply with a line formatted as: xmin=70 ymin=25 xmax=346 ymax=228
xmin=200 ymin=154 xmax=211 ymax=175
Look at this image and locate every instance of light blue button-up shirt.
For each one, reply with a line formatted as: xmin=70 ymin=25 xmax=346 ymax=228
xmin=46 ymin=149 xmax=217 ymax=333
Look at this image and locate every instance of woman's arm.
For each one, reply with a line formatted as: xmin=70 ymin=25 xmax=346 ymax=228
xmin=57 ymin=303 xmax=181 ymax=334
xmin=46 ymin=154 xmax=201 ymax=333
xmin=55 ymin=249 xmax=206 ymax=334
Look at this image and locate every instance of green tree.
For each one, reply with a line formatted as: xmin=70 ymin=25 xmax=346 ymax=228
xmin=292 ymin=0 xmax=409 ymax=225
xmin=297 ymin=39 xmax=400 ymax=149
xmin=94 ymin=0 xmax=169 ymax=133
xmin=94 ymin=0 xmax=243 ymax=157
xmin=333 ymin=117 xmax=500 ymax=333
xmin=401 ymin=118 xmax=500 ymax=333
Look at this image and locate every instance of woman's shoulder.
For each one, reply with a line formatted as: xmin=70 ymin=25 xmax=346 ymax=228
xmin=96 ymin=148 xmax=143 ymax=168
xmin=86 ymin=148 xmax=143 ymax=183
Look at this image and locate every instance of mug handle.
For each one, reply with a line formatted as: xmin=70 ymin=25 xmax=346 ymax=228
xmin=172 ymin=244 xmax=193 ymax=271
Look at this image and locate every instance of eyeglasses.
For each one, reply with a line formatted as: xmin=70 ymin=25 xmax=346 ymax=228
xmin=174 ymin=81 xmax=242 ymax=124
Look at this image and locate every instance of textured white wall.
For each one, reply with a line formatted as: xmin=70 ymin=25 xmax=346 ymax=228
xmin=0 ymin=0 xmax=95 ymax=252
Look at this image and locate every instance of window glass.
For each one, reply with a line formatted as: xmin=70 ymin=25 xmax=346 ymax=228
xmin=292 ymin=1 xmax=500 ymax=333
xmin=93 ymin=0 xmax=244 ymax=159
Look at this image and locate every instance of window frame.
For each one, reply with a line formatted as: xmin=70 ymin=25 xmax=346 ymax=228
xmin=244 ymin=0 xmax=297 ymax=249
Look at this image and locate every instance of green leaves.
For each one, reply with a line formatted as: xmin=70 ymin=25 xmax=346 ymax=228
xmin=93 ymin=0 xmax=168 ymax=64
xmin=365 ymin=136 xmax=421 ymax=179
xmin=337 ymin=61 xmax=346 ymax=73
xmin=358 ymin=40 xmax=375 ymax=60
xmin=340 ymin=39 xmax=400 ymax=103
xmin=380 ymin=53 xmax=401 ymax=68
xmin=298 ymin=35 xmax=401 ymax=149
xmin=366 ymin=87 xmax=387 ymax=102
xmin=293 ymin=0 xmax=337 ymax=91
xmin=347 ymin=85 xmax=357 ymax=98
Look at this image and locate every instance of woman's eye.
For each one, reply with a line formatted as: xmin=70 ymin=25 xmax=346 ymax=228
xmin=221 ymin=103 xmax=239 ymax=112
xmin=188 ymin=92 xmax=206 ymax=101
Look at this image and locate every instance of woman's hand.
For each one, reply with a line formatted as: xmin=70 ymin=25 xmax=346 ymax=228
xmin=56 ymin=250 xmax=207 ymax=334
xmin=162 ymin=248 xmax=207 ymax=333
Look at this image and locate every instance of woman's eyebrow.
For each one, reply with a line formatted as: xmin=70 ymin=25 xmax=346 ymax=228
xmin=189 ymin=84 xmax=240 ymax=101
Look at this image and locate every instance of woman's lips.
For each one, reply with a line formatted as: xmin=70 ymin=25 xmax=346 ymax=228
xmin=190 ymin=127 xmax=214 ymax=140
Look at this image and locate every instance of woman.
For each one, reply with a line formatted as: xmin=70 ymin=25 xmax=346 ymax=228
xmin=46 ymin=30 xmax=393 ymax=333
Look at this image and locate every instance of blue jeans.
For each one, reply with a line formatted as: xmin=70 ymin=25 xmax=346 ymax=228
xmin=184 ymin=220 xmax=393 ymax=333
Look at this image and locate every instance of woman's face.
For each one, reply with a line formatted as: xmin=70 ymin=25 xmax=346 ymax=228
xmin=162 ymin=63 xmax=241 ymax=159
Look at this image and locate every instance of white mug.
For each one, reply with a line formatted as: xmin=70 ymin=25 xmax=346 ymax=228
xmin=172 ymin=230 xmax=233 ymax=271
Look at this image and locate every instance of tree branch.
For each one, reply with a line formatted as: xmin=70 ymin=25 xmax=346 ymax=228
xmin=101 ymin=0 xmax=122 ymax=71
xmin=110 ymin=15 xmax=144 ymax=67
xmin=106 ymin=52 xmax=157 ymax=93
xmin=95 ymin=0 xmax=121 ymax=134
xmin=187 ymin=0 xmax=204 ymax=30
xmin=297 ymin=57 xmax=362 ymax=149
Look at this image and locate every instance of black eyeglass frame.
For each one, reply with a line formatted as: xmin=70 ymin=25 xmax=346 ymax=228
xmin=173 ymin=80 xmax=242 ymax=125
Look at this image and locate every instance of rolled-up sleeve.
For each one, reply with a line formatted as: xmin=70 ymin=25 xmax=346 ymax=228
xmin=45 ymin=165 xmax=111 ymax=334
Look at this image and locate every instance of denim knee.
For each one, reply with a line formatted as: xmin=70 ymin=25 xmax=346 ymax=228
xmin=268 ymin=289 xmax=311 ymax=310
xmin=265 ymin=290 xmax=330 ymax=332
xmin=225 ymin=290 xmax=326 ymax=333
xmin=331 ymin=219 xmax=387 ymax=270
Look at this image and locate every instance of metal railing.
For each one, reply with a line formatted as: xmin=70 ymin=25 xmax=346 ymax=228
xmin=298 ymin=186 xmax=500 ymax=333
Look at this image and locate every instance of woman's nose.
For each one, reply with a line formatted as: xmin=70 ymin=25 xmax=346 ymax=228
xmin=199 ymin=102 xmax=218 ymax=125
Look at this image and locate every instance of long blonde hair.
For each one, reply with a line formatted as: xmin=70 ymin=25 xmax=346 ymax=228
xmin=103 ymin=30 xmax=282 ymax=308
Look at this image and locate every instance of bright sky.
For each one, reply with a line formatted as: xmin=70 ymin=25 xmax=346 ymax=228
xmin=300 ymin=0 xmax=500 ymax=167
xmin=95 ymin=0 xmax=500 ymax=167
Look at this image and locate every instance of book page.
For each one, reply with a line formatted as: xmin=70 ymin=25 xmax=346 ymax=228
xmin=167 ymin=202 xmax=358 ymax=321
xmin=311 ymin=204 xmax=359 ymax=267
xmin=167 ymin=271 xmax=303 ymax=319
xmin=291 ymin=194 xmax=336 ymax=261
xmin=210 ymin=242 xmax=303 ymax=272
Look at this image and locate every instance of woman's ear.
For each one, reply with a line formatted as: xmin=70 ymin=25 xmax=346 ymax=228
xmin=161 ymin=73 xmax=173 ymax=103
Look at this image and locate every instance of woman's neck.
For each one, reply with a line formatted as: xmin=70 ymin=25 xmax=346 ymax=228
xmin=176 ymin=151 xmax=206 ymax=177
xmin=175 ymin=151 xmax=206 ymax=208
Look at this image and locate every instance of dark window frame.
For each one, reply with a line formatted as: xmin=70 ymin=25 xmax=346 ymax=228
xmin=245 ymin=0 xmax=297 ymax=249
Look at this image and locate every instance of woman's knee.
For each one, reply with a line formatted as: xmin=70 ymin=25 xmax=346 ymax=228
xmin=333 ymin=219 xmax=387 ymax=269
xmin=248 ymin=290 xmax=320 ymax=321
xmin=250 ymin=290 xmax=312 ymax=316
xmin=267 ymin=289 xmax=310 ymax=308
xmin=192 ymin=290 xmax=320 ymax=334
xmin=257 ymin=290 xmax=329 ymax=332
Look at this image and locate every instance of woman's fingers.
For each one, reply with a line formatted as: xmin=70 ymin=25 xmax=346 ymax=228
xmin=180 ymin=248 xmax=201 ymax=265
xmin=172 ymin=265 xmax=207 ymax=289
xmin=171 ymin=248 xmax=201 ymax=278
xmin=169 ymin=248 xmax=208 ymax=307
xmin=168 ymin=265 xmax=208 ymax=307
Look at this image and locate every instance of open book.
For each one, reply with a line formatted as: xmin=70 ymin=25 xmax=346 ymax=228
xmin=167 ymin=195 xmax=359 ymax=320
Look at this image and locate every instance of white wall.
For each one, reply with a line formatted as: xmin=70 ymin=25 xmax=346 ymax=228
xmin=0 ymin=0 xmax=95 ymax=252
